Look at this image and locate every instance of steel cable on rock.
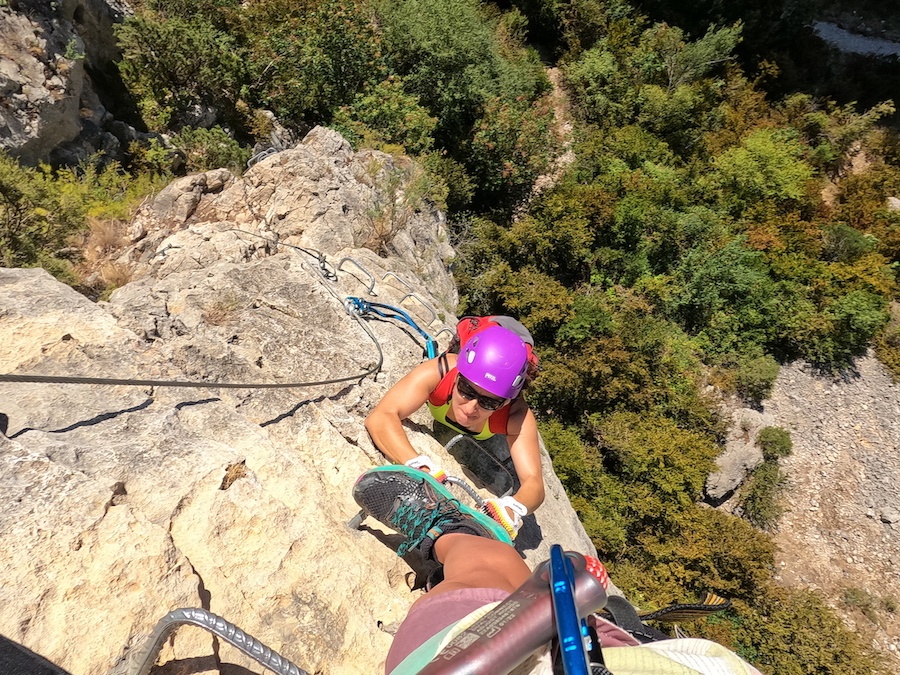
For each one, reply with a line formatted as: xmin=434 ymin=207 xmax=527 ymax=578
xmin=0 ymin=231 xmax=384 ymax=389
xmin=0 ymin=314 xmax=382 ymax=389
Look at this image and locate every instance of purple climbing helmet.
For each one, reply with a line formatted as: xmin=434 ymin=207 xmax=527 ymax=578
xmin=457 ymin=325 xmax=529 ymax=399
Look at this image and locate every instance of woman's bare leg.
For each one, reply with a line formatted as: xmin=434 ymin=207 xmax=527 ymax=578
xmin=420 ymin=533 xmax=530 ymax=600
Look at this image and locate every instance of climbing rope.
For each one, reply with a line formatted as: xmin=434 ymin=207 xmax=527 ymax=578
xmin=227 ymin=228 xmax=337 ymax=281
xmin=0 ymin=235 xmax=379 ymax=389
xmin=345 ymin=297 xmax=439 ymax=359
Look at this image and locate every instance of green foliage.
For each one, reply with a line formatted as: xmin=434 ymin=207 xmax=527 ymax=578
xmin=739 ymin=460 xmax=786 ymax=530
xmin=169 ymin=126 xmax=251 ymax=173
xmin=821 ymin=223 xmax=877 ymax=263
xmin=116 ymin=11 xmax=245 ymax=131
xmin=733 ymin=352 xmax=780 ymax=404
xmin=876 ymin=312 xmax=900 ymax=382
xmin=127 ymin=138 xmax=176 ymax=176
xmin=332 ymin=77 xmax=437 ymax=155
xmin=610 ymin=501 xmax=775 ymax=603
xmin=421 ymin=153 xmax=474 ymax=213
xmin=831 ymin=163 xmax=900 ymax=264
xmin=538 ymin=419 xmax=630 ymax=552
xmin=0 ymin=157 xmax=85 ymax=272
xmin=757 ymin=426 xmax=792 ymax=461
xmin=665 ymin=237 xmax=777 ymax=355
xmin=244 ymin=0 xmax=385 ymax=126
xmin=468 ymin=94 xmax=557 ymax=212
xmin=707 ymin=589 xmax=884 ymax=674
xmin=801 ymin=289 xmax=889 ymax=366
xmin=0 ymin=153 xmax=164 ymax=279
xmin=149 ymin=0 xmax=241 ymax=30
xmin=564 ymin=21 xmax=741 ymax=154
xmin=702 ymin=128 xmax=815 ymax=216
xmin=375 ymin=0 xmax=548 ymax=149
xmin=592 ymin=411 xmax=717 ymax=506
xmin=780 ymin=94 xmax=896 ymax=177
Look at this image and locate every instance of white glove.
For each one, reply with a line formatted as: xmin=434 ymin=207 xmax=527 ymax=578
xmin=483 ymin=496 xmax=528 ymax=539
xmin=404 ymin=455 xmax=448 ymax=483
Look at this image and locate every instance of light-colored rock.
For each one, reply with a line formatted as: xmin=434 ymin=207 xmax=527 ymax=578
xmin=0 ymin=129 xmax=598 ymax=675
xmin=705 ymin=407 xmax=774 ymax=502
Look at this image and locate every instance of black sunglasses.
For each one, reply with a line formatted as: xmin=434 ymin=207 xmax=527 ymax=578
xmin=455 ymin=375 xmax=506 ymax=411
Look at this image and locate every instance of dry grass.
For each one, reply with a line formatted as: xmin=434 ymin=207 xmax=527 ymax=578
xmin=220 ymin=461 xmax=247 ymax=490
xmin=81 ymin=217 xmax=128 ymax=265
xmin=70 ymin=218 xmax=133 ymax=299
xmin=203 ymin=292 xmax=242 ymax=326
xmin=99 ymin=262 xmax=132 ymax=289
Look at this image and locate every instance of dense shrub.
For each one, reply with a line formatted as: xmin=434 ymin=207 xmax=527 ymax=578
xmin=876 ymin=317 xmax=900 ymax=381
xmin=116 ymin=12 xmax=245 ymax=131
xmin=331 ymin=77 xmax=438 ymax=155
xmin=0 ymin=156 xmax=86 ymax=271
xmin=734 ymin=353 xmax=780 ymax=404
xmin=0 ymin=153 xmax=164 ymax=282
xmin=757 ymin=426 xmax=792 ymax=461
xmin=740 ymin=461 xmax=786 ymax=530
xmin=468 ymin=94 xmax=557 ymax=213
xmin=243 ymin=0 xmax=384 ymax=126
xmin=705 ymin=589 xmax=884 ymax=674
xmin=169 ymin=126 xmax=251 ymax=173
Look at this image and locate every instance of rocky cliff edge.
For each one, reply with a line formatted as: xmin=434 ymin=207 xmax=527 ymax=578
xmin=0 ymin=127 xmax=595 ymax=675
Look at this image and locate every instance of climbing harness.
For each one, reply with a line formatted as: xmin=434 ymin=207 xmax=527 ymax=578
xmin=345 ymin=297 xmax=439 ymax=359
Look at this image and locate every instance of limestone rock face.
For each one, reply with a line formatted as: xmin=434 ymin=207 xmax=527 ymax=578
xmin=0 ymin=128 xmax=597 ymax=675
xmin=0 ymin=0 xmax=141 ymax=166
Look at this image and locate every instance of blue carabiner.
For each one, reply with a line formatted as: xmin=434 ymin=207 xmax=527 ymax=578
xmin=549 ymin=545 xmax=591 ymax=675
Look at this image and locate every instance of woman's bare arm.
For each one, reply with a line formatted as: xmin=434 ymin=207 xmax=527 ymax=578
xmin=505 ymin=403 xmax=545 ymax=514
xmin=365 ymin=359 xmax=442 ymax=464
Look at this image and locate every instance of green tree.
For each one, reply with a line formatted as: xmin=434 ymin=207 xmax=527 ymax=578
xmin=243 ymin=0 xmax=384 ymax=126
xmin=376 ymin=0 xmax=547 ymax=149
xmin=116 ymin=12 xmax=245 ymax=131
xmin=702 ymin=127 xmax=815 ymax=216
xmin=332 ymin=76 xmax=438 ymax=155
xmin=468 ymin=94 xmax=557 ymax=212
xmin=666 ymin=237 xmax=778 ymax=355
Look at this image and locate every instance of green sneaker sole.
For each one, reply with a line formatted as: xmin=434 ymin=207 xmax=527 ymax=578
xmin=353 ymin=465 xmax=513 ymax=547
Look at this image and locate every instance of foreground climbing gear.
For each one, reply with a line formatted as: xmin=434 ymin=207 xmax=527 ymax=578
xmin=457 ymin=325 xmax=530 ymax=400
xmin=352 ymin=465 xmax=513 ymax=557
xmin=345 ymin=297 xmax=439 ymax=359
xmin=448 ymin=316 xmax=540 ymax=379
xmin=596 ymin=592 xmax=732 ymax=644
xmin=482 ymin=495 xmax=528 ymax=539
xmin=404 ymin=454 xmax=449 ymax=484
xmin=409 ymin=549 xmax=609 ymax=675
xmin=550 ymin=544 xmax=594 ymax=675
xmin=1 ymin=634 xmax=73 ymax=675
xmin=129 ymin=608 xmax=307 ymax=675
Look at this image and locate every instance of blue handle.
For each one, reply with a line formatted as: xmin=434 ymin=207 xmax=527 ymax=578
xmin=549 ymin=545 xmax=590 ymax=675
